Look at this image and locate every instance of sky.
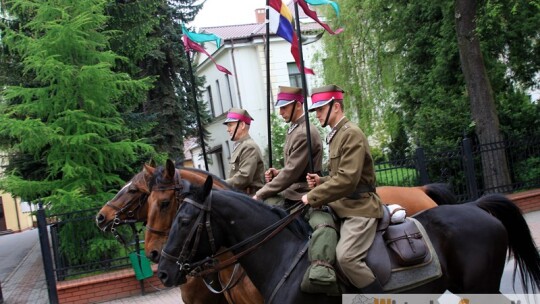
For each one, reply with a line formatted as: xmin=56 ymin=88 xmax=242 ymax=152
xmin=191 ymin=0 xmax=266 ymax=28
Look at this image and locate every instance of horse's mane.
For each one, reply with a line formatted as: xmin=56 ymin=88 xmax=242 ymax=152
xmin=188 ymin=185 xmax=312 ymax=239
xmin=178 ymin=166 xmax=231 ymax=189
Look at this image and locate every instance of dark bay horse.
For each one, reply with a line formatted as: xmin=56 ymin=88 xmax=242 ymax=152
xmin=157 ymin=176 xmax=540 ymax=304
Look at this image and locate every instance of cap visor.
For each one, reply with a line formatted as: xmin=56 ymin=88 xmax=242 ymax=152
xmin=308 ymin=99 xmax=332 ymax=112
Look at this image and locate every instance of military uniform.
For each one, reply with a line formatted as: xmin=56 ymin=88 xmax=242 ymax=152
xmin=255 ymin=115 xmax=322 ymax=201
xmin=226 ymin=135 xmax=265 ymax=195
xmin=223 ymin=108 xmax=265 ymax=195
xmin=306 ymin=85 xmax=383 ymax=290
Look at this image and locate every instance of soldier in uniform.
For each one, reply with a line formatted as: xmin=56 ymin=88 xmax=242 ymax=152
xmin=301 ymin=85 xmax=384 ymax=292
xmin=223 ymin=108 xmax=265 ymax=195
xmin=252 ymin=86 xmax=322 ymax=209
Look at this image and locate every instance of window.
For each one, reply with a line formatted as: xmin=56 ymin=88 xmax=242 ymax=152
xmin=288 ymin=62 xmax=302 ymax=87
xmin=207 ymin=85 xmax=215 ymax=117
xmin=216 ymin=80 xmax=224 ymax=115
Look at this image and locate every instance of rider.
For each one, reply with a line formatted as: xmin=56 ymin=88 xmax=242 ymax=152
xmin=301 ymin=85 xmax=384 ymax=292
xmin=223 ymin=108 xmax=265 ymax=195
xmin=252 ymin=86 xmax=323 ymax=208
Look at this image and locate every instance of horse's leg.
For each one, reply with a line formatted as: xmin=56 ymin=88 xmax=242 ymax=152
xmin=180 ymin=277 xmax=227 ymax=304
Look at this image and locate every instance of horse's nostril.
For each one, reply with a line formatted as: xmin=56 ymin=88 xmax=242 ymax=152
xmin=157 ymin=271 xmax=168 ymax=281
xmin=96 ymin=214 xmax=104 ymax=223
xmin=150 ymin=250 xmax=160 ymax=263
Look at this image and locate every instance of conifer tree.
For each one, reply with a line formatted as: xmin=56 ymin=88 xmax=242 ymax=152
xmin=0 ymin=0 xmax=154 ymax=212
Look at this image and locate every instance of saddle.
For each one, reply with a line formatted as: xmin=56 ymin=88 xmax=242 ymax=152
xmin=364 ymin=205 xmax=436 ymax=290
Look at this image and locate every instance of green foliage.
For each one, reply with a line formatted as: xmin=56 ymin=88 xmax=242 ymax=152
xmin=375 ymin=164 xmax=418 ymax=186
xmin=515 ymin=157 xmax=540 ymax=188
xmin=0 ymin=0 xmax=154 ymax=204
xmin=320 ymin=0 xmax=540 ymax=152
xmin=267 ymin=112 xmax=287 ymax=168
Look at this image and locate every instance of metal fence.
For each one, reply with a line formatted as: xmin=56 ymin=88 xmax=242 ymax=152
xmin=375 ymin=134 xmax=540 ymax=202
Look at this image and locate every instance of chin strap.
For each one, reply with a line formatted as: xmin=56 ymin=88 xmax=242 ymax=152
xmin=231 ymin=122 xmax=240 ymax=141
xmin=322 ymin=100 xmax=335 ymax=128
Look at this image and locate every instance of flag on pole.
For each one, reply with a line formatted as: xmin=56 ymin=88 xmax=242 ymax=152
xmin=269 ymin=0 xmax=314 ymax=75
xmin=181 ymin=25 xmax=232 ymax=75
xmin=181 ymin=24 xmax=222 ymax=48
xmin=295 ymin=0 xmax=343 ymax=35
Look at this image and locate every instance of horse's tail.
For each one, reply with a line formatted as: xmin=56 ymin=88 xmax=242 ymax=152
xmin=421 ymin=183 xmax=457 ymax=205
xmin=473 ymin=194 xmax=540 ymax=294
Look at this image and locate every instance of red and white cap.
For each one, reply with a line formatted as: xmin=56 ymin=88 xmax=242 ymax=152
xmin=308 ymin=85 xmax=345 ymax=112
xmin=223 ymin=108 xmax=254 ymax=125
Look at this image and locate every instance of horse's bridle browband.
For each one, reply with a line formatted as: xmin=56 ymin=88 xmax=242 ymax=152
xmin=160 ymin=191 xmax=309 ymax=279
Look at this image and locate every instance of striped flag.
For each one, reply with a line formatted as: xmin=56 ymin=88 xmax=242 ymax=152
xmin=268 ymin=0 xmax=314 ymax=75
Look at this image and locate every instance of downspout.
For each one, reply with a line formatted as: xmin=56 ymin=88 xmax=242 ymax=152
xmin=229 ymin=38 xmax=243 ymax=108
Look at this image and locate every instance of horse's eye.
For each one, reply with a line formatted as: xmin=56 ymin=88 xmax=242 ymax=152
xmin=128 ymin=187 xmax=138 ymax=193
xmin=180 ymin=218 xmax=191 ymax=226
xmin=160 ymin=200 xmax=170 ymax=210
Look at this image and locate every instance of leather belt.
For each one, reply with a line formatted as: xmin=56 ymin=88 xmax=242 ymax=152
xmin=346 ymin=184 xmax=376 ymax=199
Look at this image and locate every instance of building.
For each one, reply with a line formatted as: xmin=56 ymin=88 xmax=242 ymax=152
xmin=191 ymin=6 xmax=325 ymax=179
xmin=0 ymin=153 xmax=34 ymax=234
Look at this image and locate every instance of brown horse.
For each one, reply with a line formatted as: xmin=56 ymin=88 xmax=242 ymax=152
xmin=146 ymin=160 xmax=264 ymax=304
xmin=96 ymin=162 xmax=259 ymax=304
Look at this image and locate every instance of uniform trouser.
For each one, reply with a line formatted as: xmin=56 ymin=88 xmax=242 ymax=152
xmin=336 ymin=216 xmax=378 ymax=288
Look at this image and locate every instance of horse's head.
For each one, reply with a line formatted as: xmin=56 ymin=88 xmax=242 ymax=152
xmin=95 ymin=164 xmax=154 ymax=231
xmin=145 ymin=159 xmax=187 ymax=263
xmin=157 ymin=175 xmax=220 ymax=287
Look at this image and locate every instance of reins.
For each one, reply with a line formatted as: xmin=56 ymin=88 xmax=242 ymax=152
xmin=161 ymin=195 xmax=309 ymax=278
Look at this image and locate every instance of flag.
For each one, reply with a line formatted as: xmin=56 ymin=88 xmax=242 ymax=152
xmin=268 ymin=0 xmax=314 ymax=75
xmin=295 ymin=0 xmax=343 ymax=35
xmin=181 ymin=24 xmax=222 ymax=48
xmin=181 ymin=24 xmax=232 ymax=75
xmin=182 ymin=36 xmax=232 ymax=75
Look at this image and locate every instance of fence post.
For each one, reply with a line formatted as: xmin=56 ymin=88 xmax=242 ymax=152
xmin=415 ymin=147 xmax=430 ymax=185
xmin=462 ymin=137 xmax=479 ymax=201
xmin=37 ymin=202 xmax=59 ymax=304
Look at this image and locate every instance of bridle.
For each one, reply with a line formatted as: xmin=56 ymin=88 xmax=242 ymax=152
xmin=105 ymin=179 xmax=149 ymax=245
xmin=145 ymin=169 xmax=190 ymax=237
xmin=160 ymin=186 xmax=309 ymax=296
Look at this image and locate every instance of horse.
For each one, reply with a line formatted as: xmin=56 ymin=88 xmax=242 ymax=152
xmin=95 ymin=163 xmax=231 ymax=232
xmin=95 ymin=162 xmax=234 ymax=304
xmin=157 ymin=176 xmax=540 ymax=304
xmin=96 ymin=159 xmax=453 ymax=304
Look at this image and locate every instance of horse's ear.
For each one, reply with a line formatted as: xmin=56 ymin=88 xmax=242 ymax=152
xmin=165 ymin=159 xmax=176 ymax=179
xmin=203 ymin=175 xmax=213 ymax=198
xmin=143 ymin=164 xmax=155 ymax=176
xmin=147 ymin=159 xmax=157 ymax=167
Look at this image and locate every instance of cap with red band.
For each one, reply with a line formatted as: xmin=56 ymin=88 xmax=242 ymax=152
xmin=223 ymin=108 xmax=254 ymax=125
xmin=275 ymin=86 xmax=304 ymax=108
xmin=308 ymin=84 xmax=345 ymax=111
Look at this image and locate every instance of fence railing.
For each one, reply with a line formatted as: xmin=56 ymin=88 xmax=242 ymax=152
xmin=375 ymin=134 xmax=540 ymax=202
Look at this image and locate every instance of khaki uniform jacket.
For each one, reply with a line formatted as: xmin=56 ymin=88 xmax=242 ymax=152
xmin=255 ymin=115 xmax=323 ymax=201
xmin=307 ymin=118 xmax=382 ymax=219
xmin=226 ymin=135 xmax=265 ymax=194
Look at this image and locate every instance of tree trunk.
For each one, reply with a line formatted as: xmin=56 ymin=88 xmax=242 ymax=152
xmin=454 ymin=0 xmax=512 ymax=193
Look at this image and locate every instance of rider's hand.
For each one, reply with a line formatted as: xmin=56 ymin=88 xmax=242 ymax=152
xmin=306 ymin=173 xmax=321 ymax=188
xmin=301 ymin=194 xmax=310 ymax=205
xmin=265 ymin=168 xmax=279 ymax=183
xmin=252 ymin=195 xmax=259 ymax=200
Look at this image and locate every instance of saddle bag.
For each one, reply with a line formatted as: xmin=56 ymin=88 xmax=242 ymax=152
xmin=383 ymin=219 xmax=427 ymax=266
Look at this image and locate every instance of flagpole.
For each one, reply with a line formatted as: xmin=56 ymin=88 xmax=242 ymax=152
xmin=265 ymin=0 xmax=273 ymax=168
xmin=184 ymin=39 xmax=209 ymax=171
xmin=293 ymin=2 xmax=314 ymax=173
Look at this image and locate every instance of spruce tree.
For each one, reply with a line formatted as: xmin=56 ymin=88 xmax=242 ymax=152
xmin=0 ymin=0 xmax=154 ymax=212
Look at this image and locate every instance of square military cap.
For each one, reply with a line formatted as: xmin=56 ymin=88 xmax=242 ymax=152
xmin=223 ymin=108 xmax=254 ymax=125
xmin=275 ymin=86 xmax=304 ymax=108
xmin=308 ymin=84 xmax=345 ymax=112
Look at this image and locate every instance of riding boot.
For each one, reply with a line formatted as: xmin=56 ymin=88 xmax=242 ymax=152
xmin=361 ymin=278 xmax=383 ymax=294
